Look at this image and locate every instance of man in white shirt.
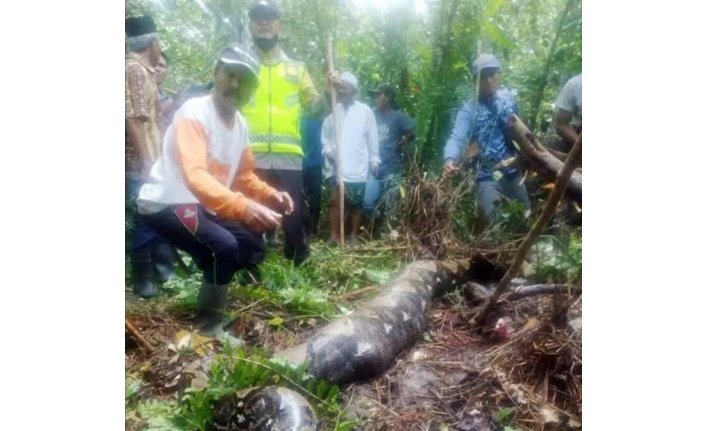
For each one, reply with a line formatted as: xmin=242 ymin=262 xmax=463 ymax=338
xmin=554 ymin=74 xmax=582 ymax=151
xmin=321 ymin=72 xmax=380 ymax=245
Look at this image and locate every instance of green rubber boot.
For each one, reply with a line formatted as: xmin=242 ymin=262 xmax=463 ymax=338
xmin=196 ymin=281 xmax=243 ymax=346
xmin=131 ymin=249 xmax=159 ymax=299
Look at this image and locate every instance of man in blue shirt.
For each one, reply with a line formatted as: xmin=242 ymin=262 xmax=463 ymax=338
xmin=301 ymin=114 xmax=325 ymax=236
xmin=363 ymin=84 xmax=415 ymax=223
xmin=443 ymin=54 xmax=530 ymax=223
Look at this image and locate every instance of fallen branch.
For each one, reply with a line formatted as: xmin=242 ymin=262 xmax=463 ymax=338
xmin=508 ymin=115 xmax=582 ymax=201
xmin=125 ymin=318 xmax=155 ymax=352
xmin=465 ymin=283 xmax=580 ymax=305
xmin=474 ymin=134 xmax=582 ymax=329
xmin=547 ymin=147 xmax=568 ymax=161
xmin=505 ymin=284 xmax=580 ymax=301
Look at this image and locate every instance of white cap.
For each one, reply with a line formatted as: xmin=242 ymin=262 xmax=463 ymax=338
xmin=339 ymin=72 xmax=358 ymax=90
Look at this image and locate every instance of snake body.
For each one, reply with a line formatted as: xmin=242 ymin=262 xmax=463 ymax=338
xmin=214 ymin=260 xmax=472 ymax=429
xmin=212 ymin=386 xmax=317 ymax=431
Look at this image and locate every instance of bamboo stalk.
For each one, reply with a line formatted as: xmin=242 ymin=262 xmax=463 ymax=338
xmin=326 ymin=35 xmax=345 ymax=247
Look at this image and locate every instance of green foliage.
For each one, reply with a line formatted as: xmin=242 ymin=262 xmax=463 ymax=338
xmin=125 ymin=373 xmax=143 ymax=403
xmin=161 ymin=270 xmax=203 ymax=308
xmin=175 ymin=344 xmax=352 ymax=430
xmin=127 ymin=0 xmax=581 ymax=170
xmin=135 ymin=399 xmax=182 ymax=431
xmin=493 ymin=200 xmax=529 ymax=236
xmin=528 ymin=230 xmax=582 ymax=283
xmin=244 ymin=245 xmax=403 ymax=317
xmin=124 ymin=2 xmax=581 ymax=426
xmin=495 ymin=406 xmax=516 ymax=425
xmin=444 ymin=175 xmax=528 ymax=246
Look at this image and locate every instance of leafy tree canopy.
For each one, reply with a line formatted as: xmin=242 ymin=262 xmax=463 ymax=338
xmin=127 ymin=0 xmax=581 ymax=168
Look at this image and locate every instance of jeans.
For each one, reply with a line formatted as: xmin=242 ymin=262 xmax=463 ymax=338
xmin=126 ymin=178 xmax=163 ymax=252
xmin=143 ymin=205 xmax=265 ymax=285
xmin=363 ymin=173 xmax=400 ymax=218
xmin=476 ymin=172 xmax=531 ymax=223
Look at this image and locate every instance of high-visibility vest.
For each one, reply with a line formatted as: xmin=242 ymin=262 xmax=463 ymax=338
xmin=242 ymin=60 xmax=304 ymax=157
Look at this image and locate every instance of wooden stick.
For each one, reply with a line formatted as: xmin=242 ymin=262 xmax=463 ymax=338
xmin=125 ymin=318 xmax=155 ymax=352
xmin=505 ymin=283 xmax=581 ymax=301
xmin=326 ymin=35 xmax=345 ymax=247
xmin=474 ymin=133 xmax=582 ymax=329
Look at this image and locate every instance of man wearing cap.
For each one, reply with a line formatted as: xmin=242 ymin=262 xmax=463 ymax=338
xmin=363 ymin=84 xmax=415 ymax=226
xmin=443 ymin=54 xmax=531 ymax=224
xmin=241 ymin=0 xmax=324 ymax=265
xmin=554 ymin=73 xmax=582 ymax=151
xmin=125 ymin=16 xmax=176 ymax=298
xmin=137 ymin=46 xmax=293 ymax=343
xmin=321 ymin=72 xmax=380 ymax=245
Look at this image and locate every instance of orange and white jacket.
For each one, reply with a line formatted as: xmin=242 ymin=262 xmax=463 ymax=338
xmin=137 ymin=95 xmax=276 ymax=219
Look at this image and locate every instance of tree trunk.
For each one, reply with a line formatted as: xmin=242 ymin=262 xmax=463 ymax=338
xmin=508 ymin=115 xmax=582 ymax=201
xmin=528 ymin=0 xmax=576 ymax=130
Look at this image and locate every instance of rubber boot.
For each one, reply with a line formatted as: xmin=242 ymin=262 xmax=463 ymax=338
xmin=151 ymin=243 xmax=176 ymax=283
xmin=196 ymin=281 xmax=243 ymax=346
xmin=131 ymin=249 xmax=159 ymax=299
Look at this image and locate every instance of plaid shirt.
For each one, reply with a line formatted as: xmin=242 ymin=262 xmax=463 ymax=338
xmin=443 ymin=88 xmax=519 ymax=181
xmin=125 ymin=52 xmax=161 ymax=178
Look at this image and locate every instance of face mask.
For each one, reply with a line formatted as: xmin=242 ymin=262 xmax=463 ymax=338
xmin=253 ymin=37 xmax=278 ymax=52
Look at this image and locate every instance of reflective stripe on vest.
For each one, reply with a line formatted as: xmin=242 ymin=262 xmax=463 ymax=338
xmin=242 ymin=60 xmax=304 ymax=156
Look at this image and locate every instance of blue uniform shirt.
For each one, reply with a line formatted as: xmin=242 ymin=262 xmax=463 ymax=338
xmin=301 ymin=117 xmax=324 ymax=169
xmin=443 ymin=88 xmax=519 ymax=181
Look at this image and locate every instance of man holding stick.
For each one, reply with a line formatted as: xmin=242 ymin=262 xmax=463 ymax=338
xmin=322 ymin=72 xmax=380 ymax=246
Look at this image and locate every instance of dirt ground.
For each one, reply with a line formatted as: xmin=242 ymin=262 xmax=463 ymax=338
xmin=126 ymin=281 xmax=581 ymax=431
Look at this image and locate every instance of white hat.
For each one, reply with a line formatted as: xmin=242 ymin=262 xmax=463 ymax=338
xmin=339 ymin=72 xmax=358 ymax=90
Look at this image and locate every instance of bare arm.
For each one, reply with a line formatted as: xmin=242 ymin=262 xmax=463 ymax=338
xmin=554 ymin=109 xmax=579 ymax=145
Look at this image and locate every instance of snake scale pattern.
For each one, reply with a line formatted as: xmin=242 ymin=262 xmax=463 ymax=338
xmin=213 ymin=260 xmax=473 ymax=430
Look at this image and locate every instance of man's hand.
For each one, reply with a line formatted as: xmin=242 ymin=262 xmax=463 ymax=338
xmin=395 ymin=133 xmax=415 ymax=150
xmin=442 ymin=161 xmax=459 ymax=180
xmin=271 ymin=191 xmax=294 ymax=215
xmin=242 ymin=200 xmax=283 ymax=232
xmin=370 ymin=162 xmax=380 ymax=178
xmin=326 ymin=70 xmax=341 ymax=89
